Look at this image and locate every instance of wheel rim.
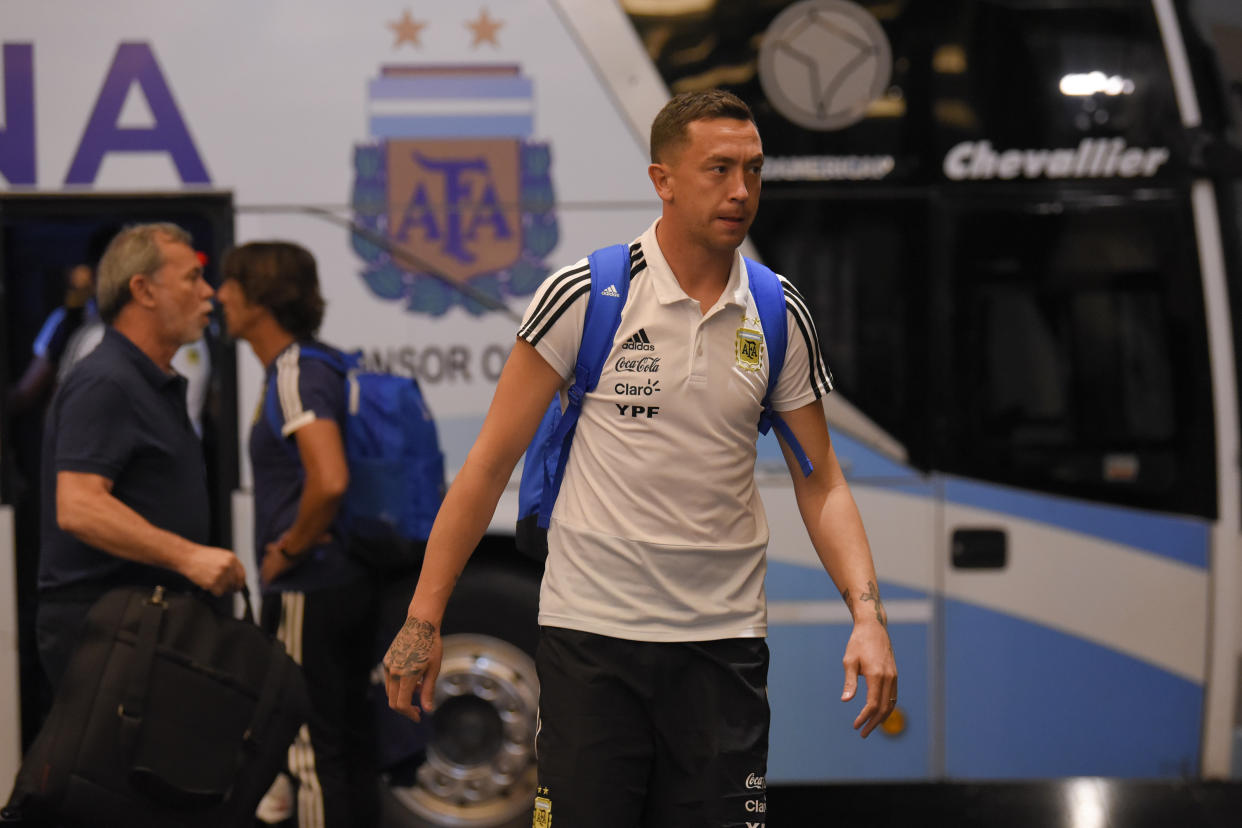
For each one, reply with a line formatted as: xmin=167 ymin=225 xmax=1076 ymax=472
xmin=388 ymin=633 xmax=539 ymax=826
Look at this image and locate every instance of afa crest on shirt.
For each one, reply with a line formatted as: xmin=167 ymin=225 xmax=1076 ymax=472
xmin=532 ymin=792 xmax=552 ymax=827
xmin=735 ymin=316 xmax=765 ymax=372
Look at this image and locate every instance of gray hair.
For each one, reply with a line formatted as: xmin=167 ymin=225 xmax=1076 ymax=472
xmin=96 ymin=222 xmax=193 ymax=323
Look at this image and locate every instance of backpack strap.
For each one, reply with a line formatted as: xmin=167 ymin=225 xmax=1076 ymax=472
xmin=537 ymin=243 xmax=632 ymax=528
xmin=297 ymin=344 xmax=350 ymax=374
xmin=745 ymin=257 xmax=813 ymax=478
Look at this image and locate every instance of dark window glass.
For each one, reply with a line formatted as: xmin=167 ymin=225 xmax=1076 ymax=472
xmin=935 ymin=1 xmax=1180 ymax=151
xmin=750 ymin=196 xmax=928 ymax=465
xmin=935 ymin=197 xmax=1215 ymax=516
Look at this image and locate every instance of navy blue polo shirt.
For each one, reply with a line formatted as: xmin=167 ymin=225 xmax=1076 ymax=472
xmin=251 ymin=340 xmax=364 ymax=594
xmin=39 ymin=326 xmax=208 ymax=594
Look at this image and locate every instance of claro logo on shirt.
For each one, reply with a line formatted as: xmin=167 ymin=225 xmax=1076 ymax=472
xmin=615 ymin=379 xmax=660 ymax=396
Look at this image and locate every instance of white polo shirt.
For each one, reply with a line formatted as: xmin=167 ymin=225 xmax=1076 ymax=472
xmin=518 ymin=219 xmax=833 ymax=641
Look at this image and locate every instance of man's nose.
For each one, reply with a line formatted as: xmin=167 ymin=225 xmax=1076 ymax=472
xmin=728 ymin=169 xmax=749 ymax=201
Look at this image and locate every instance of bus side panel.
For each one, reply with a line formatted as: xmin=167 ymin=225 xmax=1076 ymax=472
xmin=768 ymin=613 xmax=931 ymax=781
xmin=944 ymin=600 xmax=1203 ymax=778
xmin=763 ymin=460 xmax=938 ymax=781
xmin=942 ymin=481 xmax=1210 ymax=778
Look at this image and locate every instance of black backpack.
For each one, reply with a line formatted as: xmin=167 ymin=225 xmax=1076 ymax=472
xmin=4 ymin=585 xmax=310 ymax=827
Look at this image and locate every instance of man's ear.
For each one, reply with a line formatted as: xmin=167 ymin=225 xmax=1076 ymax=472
xmin=648 ymin=162 xmax=674 ymax=203
xmin=128 ymin=273 xmax=157 ymax=309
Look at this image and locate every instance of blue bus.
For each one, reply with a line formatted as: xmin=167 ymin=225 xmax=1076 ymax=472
xmin=2 ymin=1 xmax=1241 ymax=825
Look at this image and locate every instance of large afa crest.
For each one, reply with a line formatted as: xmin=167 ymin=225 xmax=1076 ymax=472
xmin=351 ymin=65 xmax=558 ymax=316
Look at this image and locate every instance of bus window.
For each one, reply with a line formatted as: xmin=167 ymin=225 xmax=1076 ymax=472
xmin=935 ymin=198 xmax=1215 ymax=517
xmin=939 ymin=0 xmax=1181 ymax=151
xmin=750 ymin=197 xmax=929 ymax=466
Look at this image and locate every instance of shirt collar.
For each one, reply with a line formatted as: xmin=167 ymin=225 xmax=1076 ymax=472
xmin=637 ymin=218 xmax=748 ymax=310
xmin=103 ymin=326 xmax=184 ymax=391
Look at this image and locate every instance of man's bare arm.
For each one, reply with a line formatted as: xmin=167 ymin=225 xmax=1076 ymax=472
xmin=261 ymin=418 xmax=349 ymax=585
xmin=777 ymin=401 xmax=897 ymax=737
xmin=284 ymin=417 xmax=349 ymax=553
xmin=384 ymin=339 xmax=564 ymax=720
xmin=56 ymin=470 xmax=245 ymax=595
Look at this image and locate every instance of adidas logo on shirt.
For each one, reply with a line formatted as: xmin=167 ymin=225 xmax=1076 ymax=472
xmin=622 ymin=328 xmax=655 ymax=351
xmin=601 ymin=284 xmax=621 ymax=298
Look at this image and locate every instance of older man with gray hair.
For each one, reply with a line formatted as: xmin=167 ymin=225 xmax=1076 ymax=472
xmin=35 ymin=222 xmax=246 ymax=689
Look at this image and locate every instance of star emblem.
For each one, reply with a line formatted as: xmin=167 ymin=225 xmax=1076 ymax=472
xmin=466 ymin=8 xmax=504 ymax=48
xmin=388 ymin=10 xmax=427 ymax=48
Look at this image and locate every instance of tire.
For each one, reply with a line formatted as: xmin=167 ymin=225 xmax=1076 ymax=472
xmin=379 ymin=560 xmax=541 ymax=828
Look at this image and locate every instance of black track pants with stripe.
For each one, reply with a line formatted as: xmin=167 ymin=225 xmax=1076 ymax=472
xmin=262 ymin=580 xmax=380 ymax=828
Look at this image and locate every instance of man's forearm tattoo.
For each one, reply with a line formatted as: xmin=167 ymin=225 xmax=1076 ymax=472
xmin=385 ymin=617 xmax=436 ymax=676
xmin=860 ymin=580 xmax=888 ymax=628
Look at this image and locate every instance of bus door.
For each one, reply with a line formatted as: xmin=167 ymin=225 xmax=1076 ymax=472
xmin=929 ymin=190 xmax=1216 ymax=778
xmin=0 ymin=193 xmax=238 ymax=753
xmin=754 ymin=192 xmax=940 ymax=781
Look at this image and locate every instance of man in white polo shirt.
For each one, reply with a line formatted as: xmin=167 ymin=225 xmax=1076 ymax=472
xmin=383 ymin=89 xmax=896 ymax=827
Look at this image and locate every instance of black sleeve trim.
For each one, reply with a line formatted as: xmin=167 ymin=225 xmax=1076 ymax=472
xmin=517 ymin=263 xmax=590 ymax=341
xmin=520 ymin=241 xmax=645 ymax=345
xmin=522 ymin=281 xmax=592 ymax=347
xmin=782 ymin=279 xmax=833 ymax=396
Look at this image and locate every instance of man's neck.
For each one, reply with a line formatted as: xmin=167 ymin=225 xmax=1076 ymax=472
xmin=247 ymin=321 xmax=297 ymax=368
xmin=654 ymin=218 xmax=734 ymax=311
xmin=112 ymin=315 xmax=177 ymax=372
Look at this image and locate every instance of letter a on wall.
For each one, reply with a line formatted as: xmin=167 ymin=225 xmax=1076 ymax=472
xmin=0 ymin=44 xmax=35 ymax=186
xmin=65 ymin=42 xmax=209 ymax=185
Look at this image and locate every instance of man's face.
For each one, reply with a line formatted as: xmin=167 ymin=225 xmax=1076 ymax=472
xmin=216 ymin=277 xmax=261 ymax=341
xmin=65 ymin=264 xmax=95 ymax=308
xmin=655 ymin=117 xmax=763 ymax=253
xmin=149 ymin=236 xmax=214 ymax=346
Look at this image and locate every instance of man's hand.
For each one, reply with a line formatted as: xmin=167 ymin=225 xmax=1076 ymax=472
xmin=181 ymin=544 xmax=247 ymax=597
xmin=840 ymin=584 xmax=898 ymax=738
xmin=383 ymin=616 xmax=442 ymax=722
xmin=259 ymin=531 xmax=332 ymax=587
xmin=260 ymin=541 xmax=295 ymax=587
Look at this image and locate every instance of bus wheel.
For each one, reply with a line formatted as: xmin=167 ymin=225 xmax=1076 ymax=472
xmin=381 ymin=563 xmax=540 ymax=828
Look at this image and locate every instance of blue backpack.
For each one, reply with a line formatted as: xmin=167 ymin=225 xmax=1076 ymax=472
xmin=264 ymin=345 xmax=446 ymax=570
xmin=514 ymin=245 xmax=812 ymax=556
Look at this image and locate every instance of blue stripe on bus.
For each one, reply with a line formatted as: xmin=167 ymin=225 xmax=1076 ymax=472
xmin=943 ymin=477 xmax=1209 ymax=569
xmin=768 ymin=621 xmax=930 ymax=781
xmin=369 ymin=114 xmax=533 ymax=139
xmin=764 ymin=429 xmax=1210 ymax=569
xmin=369 ymin=76 xmax=533 ymax=100
xmin=944 ymin=599 xmax=1202 ymax=778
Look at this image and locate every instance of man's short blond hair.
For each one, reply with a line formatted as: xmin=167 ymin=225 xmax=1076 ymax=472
xmin=649 ymin=89 xmax=754 ymax=164
xmin=96 ymin=222 xmax=193 ymax=324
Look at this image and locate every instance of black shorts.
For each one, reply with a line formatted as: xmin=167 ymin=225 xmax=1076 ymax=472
xmin=533 ymin=626 xmax=769 ymax=828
